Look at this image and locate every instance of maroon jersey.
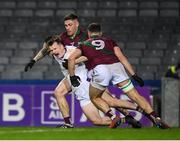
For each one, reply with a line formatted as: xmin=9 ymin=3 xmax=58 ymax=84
xmin=60 ymin=27 xmax=88 ymax=47
xmin=78 ymin=36 xmax=119 ymax=70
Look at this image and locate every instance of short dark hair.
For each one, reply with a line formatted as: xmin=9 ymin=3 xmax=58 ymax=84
xmin=64 ymin=13 xmax=78 ymax=21
xmin=88 ymin=23 xmax=101 ymax=33
xmin=44 ymin=35 xmax=61 ymax=46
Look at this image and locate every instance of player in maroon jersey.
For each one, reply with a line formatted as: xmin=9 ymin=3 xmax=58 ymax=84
xmin=68 ymin=23 xmax=170 ymax=129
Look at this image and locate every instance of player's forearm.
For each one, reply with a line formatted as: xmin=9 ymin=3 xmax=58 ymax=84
xmin=68 ymin=57 xmax=76 ymax=76
xmin=33 ymin=51 xmax=45 ymax=62
xmin=33 ymin=43 xmax=48 ymax=62
xmin=121 ymin=58 xmax=135 ymax=76
xmin=75 ymin=56 xmax=88 ymax=64
xmin=68 ymin=49 xmax=82 ymax=76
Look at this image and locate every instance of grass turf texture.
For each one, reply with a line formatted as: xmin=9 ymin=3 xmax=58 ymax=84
xmin=0 ymin=127 xmax=179 ymax=140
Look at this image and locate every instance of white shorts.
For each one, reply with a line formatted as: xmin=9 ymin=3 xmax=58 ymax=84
xmin=70 ymin=78 xmax=91 ymax=107
xmin=64 ymin=66 xmax=91 ymax=108
xmin=89 ymin=62 xmax=129 ymax=90
xmin=55 ymin=51 xmax=91 ymax=107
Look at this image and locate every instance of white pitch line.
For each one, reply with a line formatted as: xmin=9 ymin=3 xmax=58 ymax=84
xmin=0 ymin=129 xmax=51 ymax=134
xmin=0 ymin=128 xmax=85 ymax=134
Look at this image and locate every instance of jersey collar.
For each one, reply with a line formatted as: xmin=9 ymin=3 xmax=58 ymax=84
xmin=90 ymin=34 xmax=101 ymax=39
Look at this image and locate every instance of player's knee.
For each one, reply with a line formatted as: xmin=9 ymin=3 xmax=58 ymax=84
xmin=54 ymin=89 xmax=60 ymax=98
xmin=54 ymin=88 xmax=65 ymax=98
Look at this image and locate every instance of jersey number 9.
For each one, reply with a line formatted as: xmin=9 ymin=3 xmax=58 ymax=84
xmin=91 ymin=40 xmax=105 ymax=50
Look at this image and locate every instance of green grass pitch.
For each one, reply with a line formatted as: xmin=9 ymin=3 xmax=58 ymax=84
xmin=0 ymin=127 xmax=179 ymax=140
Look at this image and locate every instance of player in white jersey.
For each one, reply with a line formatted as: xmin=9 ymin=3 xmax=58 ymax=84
xmin=53 ymin=44 xmax=90 ymax=107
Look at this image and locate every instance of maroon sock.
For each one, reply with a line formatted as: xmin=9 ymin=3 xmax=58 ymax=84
xmin=136 ymin=106 xmax=158 ymax=123
xmin=64 ymin=117 xmax=71 ymax=124
xmin=105 ymin=110 xmax=113 ymax=118
xmin=142 ymin=110 xmax=158 ymax=124
xmin=149 ymin=111 xmax=158 ymax=118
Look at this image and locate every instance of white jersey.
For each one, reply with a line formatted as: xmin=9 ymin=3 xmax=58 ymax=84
xmin=54 ymin=45 xmax=91 ymax=107
xmin=54 ymin=45 xmax=86 ymax=76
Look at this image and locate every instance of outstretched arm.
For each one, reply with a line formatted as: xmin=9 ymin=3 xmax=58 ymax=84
xmin=24 ymin=42 xmax=50 ymax=72
xmin=24 ymin=34 xmax=56 ymax=72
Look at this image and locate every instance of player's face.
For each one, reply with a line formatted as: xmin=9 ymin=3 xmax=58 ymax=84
xmin=49 ymin=42 xmax=65 ymax=58
xmin=64 ymin=19 xmax=79 ymax=36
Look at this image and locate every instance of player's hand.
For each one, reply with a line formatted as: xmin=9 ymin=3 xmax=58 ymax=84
xmin=132 ymin=74 xmax=144 ymax=87
xmin=70 ymin=75 xmax=81 ymax=87
xmin=62 ymin=59 xmax=68 ymax=69
xmin=24 ymin=59 xmax=36 ymax=72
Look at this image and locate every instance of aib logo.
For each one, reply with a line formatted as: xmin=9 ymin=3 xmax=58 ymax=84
xmin=41 ymin=91 xmax=64 ymax=124
xmin=41 ymin=91 xmax=74 ymax=125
